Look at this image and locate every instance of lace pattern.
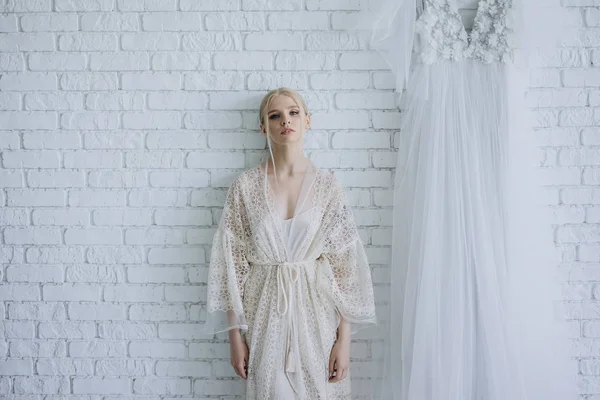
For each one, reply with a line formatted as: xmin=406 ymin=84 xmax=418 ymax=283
xmin=205 ymin=162 xmax=377 ymax=399
xmin=415 ymin=0 xmax=513 ymax=64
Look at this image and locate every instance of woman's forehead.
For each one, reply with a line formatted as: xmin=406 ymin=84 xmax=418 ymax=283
xmin=268 ymin=95 xmax=299 ymax=112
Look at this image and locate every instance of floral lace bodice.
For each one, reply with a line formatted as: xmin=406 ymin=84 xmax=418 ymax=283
xmin=415 ymin=0 xmax=513 ymax=64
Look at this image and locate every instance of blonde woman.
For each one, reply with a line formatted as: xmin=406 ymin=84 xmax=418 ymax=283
xmin=205 ymin=87 xmax=377 ymax=399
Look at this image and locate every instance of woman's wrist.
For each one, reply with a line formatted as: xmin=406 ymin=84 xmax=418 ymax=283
xmin=229 ymin=328 xmax=243 ymax=343
xmin=336 ymin=316 xmax=351 ymax=344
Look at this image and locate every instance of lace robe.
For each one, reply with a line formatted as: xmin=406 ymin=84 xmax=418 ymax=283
xmin=205 ymin=160 xmax=377 ymax=399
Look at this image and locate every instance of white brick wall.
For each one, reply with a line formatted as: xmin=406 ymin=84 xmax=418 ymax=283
xmin=0 ymin=0 xmax=593 ymax=398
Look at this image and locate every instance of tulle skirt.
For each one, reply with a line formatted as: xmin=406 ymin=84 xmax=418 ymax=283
xmin=373 ymin=59 xmax=578 ymax=400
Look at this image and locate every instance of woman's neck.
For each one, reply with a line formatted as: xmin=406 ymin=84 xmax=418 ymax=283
xmin=266 ymin=148 xmax=309 ymax=176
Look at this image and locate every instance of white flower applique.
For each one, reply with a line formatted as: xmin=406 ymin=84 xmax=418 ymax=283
xmin=414 ymin=0 xmax=513 ymax=64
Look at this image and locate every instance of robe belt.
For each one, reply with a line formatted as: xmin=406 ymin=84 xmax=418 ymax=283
xmin=252 ymin=259 xmax=315 ymax=316
xmin=249 ymin=259 xmax=318 ymax=399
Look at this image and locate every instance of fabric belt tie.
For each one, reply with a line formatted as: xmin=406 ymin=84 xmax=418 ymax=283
xmin=252 ymin=259 xmax=317 ymax=397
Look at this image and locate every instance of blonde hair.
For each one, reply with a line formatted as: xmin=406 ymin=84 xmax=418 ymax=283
xmin=258 ymin=87 xmax=309 ymax=185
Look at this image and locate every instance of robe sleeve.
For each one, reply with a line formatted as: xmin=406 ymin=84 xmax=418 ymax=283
xmin=318 ymin=174 xmax=377 ymax=334
xmin=204 ymin=178 xmax=250 ymax=335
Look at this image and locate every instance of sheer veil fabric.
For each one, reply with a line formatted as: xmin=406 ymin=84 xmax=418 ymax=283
xmin=362 ymin=0 xmax=579 ymax=399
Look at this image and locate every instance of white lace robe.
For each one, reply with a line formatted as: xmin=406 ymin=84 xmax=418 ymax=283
xmin=205 ymin=161 xmax=377 ymax=399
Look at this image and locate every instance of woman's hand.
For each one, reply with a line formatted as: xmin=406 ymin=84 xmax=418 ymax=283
xmin=328 ymin=337 xmax=350 ymax=382
xmin=329 ymin=316 xmax=351 ymax=383
xmin=229 ymin=329 xmax=249 ymax=379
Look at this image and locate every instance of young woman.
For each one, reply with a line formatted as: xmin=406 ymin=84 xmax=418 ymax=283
xmin=205 ymin=87 xmax=377 ymax=399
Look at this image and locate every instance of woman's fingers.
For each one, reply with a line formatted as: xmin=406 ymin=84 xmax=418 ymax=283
xmin=328 ymin=354 xmax=335 ymax=378
xmin=236 ymin=362 xmax=247 ymax=379
xmin=329 ymin=365 xmax=348 ymax=383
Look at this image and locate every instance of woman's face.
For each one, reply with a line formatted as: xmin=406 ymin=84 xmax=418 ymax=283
xmin=261 ymin=94 xmax=310 ymax=147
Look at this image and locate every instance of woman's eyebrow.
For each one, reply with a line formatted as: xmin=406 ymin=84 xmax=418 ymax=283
xmin=268 ymin=106 xmax=299 ymax=114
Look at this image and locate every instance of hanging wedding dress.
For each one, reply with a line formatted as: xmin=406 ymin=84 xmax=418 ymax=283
xmin=368 ymin=0 xmax=578 ymax=398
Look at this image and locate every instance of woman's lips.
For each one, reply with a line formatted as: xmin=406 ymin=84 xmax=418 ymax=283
xmin=281 ymin=128 xmax=294 ymax=135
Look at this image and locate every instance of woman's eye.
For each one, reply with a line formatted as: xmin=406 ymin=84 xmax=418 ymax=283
xmin=269 ymin=114 xmax=279 ymax=120
xmin=290 ymin=110 xmax=299 ymax=115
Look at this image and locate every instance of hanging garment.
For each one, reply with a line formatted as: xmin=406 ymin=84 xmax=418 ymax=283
xmin=369 ymin=0 xmax=578 ymax=399
xmin=205 ymin=159 xmax=377 ymax=399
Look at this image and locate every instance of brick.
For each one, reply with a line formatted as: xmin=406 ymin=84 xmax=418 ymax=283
xmin=149 ymin=171 xmax=209 ymax=187
xmin=68 ymin=304 xmax=126 ymax=320
xmin=85 ymin=93 xmax=144 ymax=111
xmin=128 ymin=190 xmax=188 ymax=207
xmin=60 ymin=72 xmax=118 ymax=90
xmin=155 ymin=210 xmax=211 ymax=226
xmin=0 ymin=359 xmax=33 ymax=375
xmin=0 ymin=53 xmax=25 ymax=72
xmin=87 ymin=247 xmax=144 ymax=264
xmin=60 ymin=111 xmax=119 ymax=130
xmin=128 ymin=267 xmax=185 ymax=283
xmin=28 ymin=53 xmax=86 ymax=71
xmin=13 ymin=376 xmax=69 ymax=394
xmin=146 ymin=132 xmax=207 ymax=149
xmin=246 ymin=32 xmax=302 ymax=50
xmin=88 ymin=171 xmax=147 ymax=187
xmin=59 ymin=33 xmax=118 ymax=51
xmin=65 ymin=265 xmax=125 ymax=283
xmin=7 ymin=266 xmax=63 ymax=283
xmin=213 ymin=52 xmax=273 ymax=71
xmin=152 ymin=52 xmax=210 ymax=71
xmin=93 ymin=209 xmax=152 ymax=226
xmin=3 ymin=151 xmax=59 ymax=168
xmin=26 ymin=247 xmax=84 ymax=264
xmin=69 ymin=341 xmax=127 ymax=358
xmin=147 ymin=248 xmax=204 ymax=264
xmin=21 ymin=14 xmax=78 ymax=31
xmin=72 ymin=378 xmax=130 ymax=394
xmin=28 ymin=170 xmax=85 ymax=188
xmin=181 ymin=0 xmax=238 ymax=10
xmin=43 ymin=284 xmax=101 ymax=301
xmin=90 ymin=52 xmax=149 ymax=71
xmin=104 ymin=285 xmax=163 ymax=302
xmin=164 ymin=286 xmax=206 ymax=302
xmin=8 ymin=303 xmax=64 ymax=322
xmin=5 ymin=227 xmax=61 ymax=245
xmin=148 ymin=92 xmax=207 ymax=110
xmin=208 ymin=12 xmax=265 ymax=30
xmin=98 ymin=323 xmax=156 ymax=340
xmin=130 ymin=305 xmax=187 ymax=321
xmin=123 ymin=112 xmax=181 ymax=129
xmin=0 ymin=188 xmax=64 ymax=206
xmin=122 ymin=72 xmax=181 ymax=90
xmin=36 ymin=359 xmax=93 ymax=376
xmin=156 ymin=361 xmax=211 ymax=377
xmin=125 ymin=228 xmax=185 ymax=245
xmin=55 ymin=0 xmax=113 ymax=11
xmin=133 ymin=378 xmax=191 ymax=395
xmin=81 ymin=12 xmax=139 ymax=31
xmin=10 ymin=340 xmax=66 ymax=358
xmin=38 ymin=322 xmax=95 ymax=339
xmin=1 ymin=321 xmax=35 ymax=339
xmin=69 ymin=190 xmax=127 ymax=207
xmin=0 ymin=73 xmax=57 ymax=91
xmin=243 ymin=0 xmax=302 ymax=10
xmin=0 ymin=33 xmax=54 ymax=51
xmin=0 ymin=209 xmax=27 ymax=228
xmin=187 ymin=152 xmax=244 ymax=168
xmin=269 ymin=11 xmax=328 ymax=30
xmin=22 ymin=131 xmax=80 ymax=149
